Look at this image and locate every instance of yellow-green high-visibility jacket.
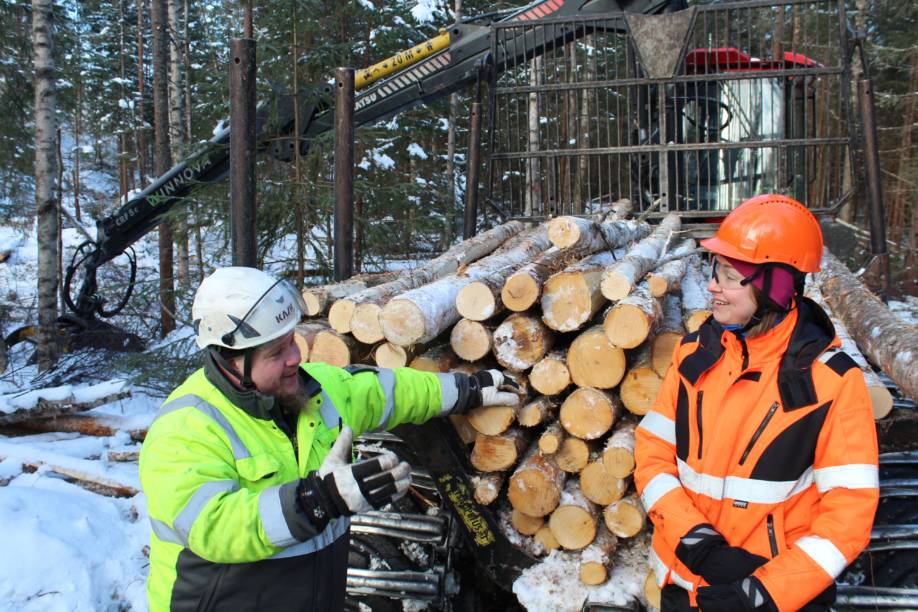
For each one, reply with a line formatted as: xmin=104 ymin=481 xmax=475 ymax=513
xmin=139 ymin=356 xmax=460 ymax=612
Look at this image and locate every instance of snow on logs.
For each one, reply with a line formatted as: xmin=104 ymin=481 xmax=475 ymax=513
xmin=330 ymin=220 xmax=526 ymax=338
xmin=380 ymin=226 xmax=553 ymax=346
xmin=816 ymin=249 xmax=918 ymax=404
xmin=600 ymin=213 xmax=681 ymax=301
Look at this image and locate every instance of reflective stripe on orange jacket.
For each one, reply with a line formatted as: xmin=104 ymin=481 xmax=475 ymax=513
xmin=635 ymin=298 xmax=879 ymax=611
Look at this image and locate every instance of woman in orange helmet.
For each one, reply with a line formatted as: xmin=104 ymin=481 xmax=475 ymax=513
xmin=634 ymin=194 xmax=879 ymax=611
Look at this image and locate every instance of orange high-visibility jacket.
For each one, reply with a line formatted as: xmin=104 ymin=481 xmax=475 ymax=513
xmin=635 ymin=298 xmax=879 ymax=611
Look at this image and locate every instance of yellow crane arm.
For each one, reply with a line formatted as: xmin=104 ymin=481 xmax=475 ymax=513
xmin=355 ymin=30 xmax=452 ymax=91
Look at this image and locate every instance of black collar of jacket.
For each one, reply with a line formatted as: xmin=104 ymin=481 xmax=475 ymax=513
xmin=204 ymin=352 xmax=325 ymax=420
xmin=679 ymin=297 xmax=835 ymax=411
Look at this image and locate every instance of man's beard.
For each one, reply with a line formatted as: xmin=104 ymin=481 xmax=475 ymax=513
xmin=276 ymin=376 xmax=308 ymax=414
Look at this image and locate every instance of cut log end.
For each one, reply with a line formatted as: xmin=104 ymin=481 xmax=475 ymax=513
xmin=549 ymin=505 xmax=597 ymax=551
xmin=568 ymin=328 xmax=626 ymax=389
xmin=604 ymin=304 xmax=652 ymax=350
xmin=511 ymin=509 xmax=544 ymax=536
xmin=328 ymin=300 xmax=357 ymax=334
xmin=374 ymin=342 xmax=409 ymax=369
xmin=547 ymin=217 xmax=582 ymax=248
xmin=644 ymin=572 xmax=662 ymax=610
xmin=580 ymin=461 xmax=627 ymax=505
xmin=301 ymin=291 xmax=322 ymax=317
xmin=530 ymin=355 xmax=571 ymax=396
xmin=603 ymin=495 xmax=647 ymax=538
xmin=651 ymin=331 xmax=683 ymax=378
xmin=600 ymin=273 xmax=633 ymax=302
xmin=351 ymin=302 xmax=385 ymax=344
xmin=308 ymin=331 xmax=352 ymax=368
xmin=580 ymin=562 xmax=607 ymax=585
xmin=380 ymin=299 xmax=427 ymax=346
xmin=620 ymin=366 xmax=662 ymax=416
xmin=450 ymin=319 xmax=492 ymax=362
xmin=466 ymin=406 xmax=517 ymax=436
xmin=560 ymin=388 xmax=620 ymax=440
xmin=502 ymin=273 xmax=540 ymax=313
xmin=456 ymin=282 xmax=498 ymax=322
xmin=684 ymin=310 xmax=711 ymax=334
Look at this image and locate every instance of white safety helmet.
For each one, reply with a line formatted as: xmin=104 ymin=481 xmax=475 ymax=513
xmin=192 ymin=267 xmax=305 ymax=351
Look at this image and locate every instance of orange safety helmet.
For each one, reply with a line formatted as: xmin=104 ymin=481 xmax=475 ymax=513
xmin=700 ymin=194 xmax=823 ymax=272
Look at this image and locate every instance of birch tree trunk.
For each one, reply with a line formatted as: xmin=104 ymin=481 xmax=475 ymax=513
xmin=167 ymin=0 xmax=190 ymax=288
xmin=151 ymin=0 xmax=175 ymax=336
xmin=445 ymin=0 xmax=462 ymax=244
xmin=33 ymin=0 xmax=58 ymax=371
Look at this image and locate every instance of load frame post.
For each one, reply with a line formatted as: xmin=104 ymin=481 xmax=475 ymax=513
xmin=334 ymin=67 xmax=356 ymax=281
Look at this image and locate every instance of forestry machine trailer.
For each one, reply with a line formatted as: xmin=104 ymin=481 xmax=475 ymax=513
xmin=22 ymin=0 xmax=907 ymax=608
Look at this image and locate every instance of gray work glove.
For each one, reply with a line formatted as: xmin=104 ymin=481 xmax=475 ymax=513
xmin=473 ymin=369 xmax=521 ymax=407
xmin=297 ymin=426 xmax=411 ymax=526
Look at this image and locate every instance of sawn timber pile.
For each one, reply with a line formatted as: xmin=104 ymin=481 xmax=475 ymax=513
xmin=297 ymin=205 xmax=907 ymax=598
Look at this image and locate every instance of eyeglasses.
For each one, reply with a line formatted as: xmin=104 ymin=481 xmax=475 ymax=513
xmin=711 ymin=260 xmax=748 ymax=291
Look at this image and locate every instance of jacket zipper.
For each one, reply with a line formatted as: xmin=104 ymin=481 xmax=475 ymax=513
xmin=767 ymin=514 xmax=779 ymax=557
xmin=738 ymin=401 xmax=779 ymax=465
xmin=738 ymin=335 xmax=749 ymax=371
xmin=696 ymin=391 xmax=704 ymax=459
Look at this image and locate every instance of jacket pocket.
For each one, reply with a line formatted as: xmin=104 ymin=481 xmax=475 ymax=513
xmin=695 ymin=391 xmax=704 ymax=459
xmin=766 ymin=507 xmax=786 ymax=557
xmin=739 ymin=402 xmax=779 ymax=465
xmin=236 ymin=453 xmax=282 ymax=486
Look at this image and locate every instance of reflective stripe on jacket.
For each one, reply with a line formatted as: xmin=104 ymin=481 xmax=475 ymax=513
xmin=634 ymin=298 xmax=879 ymax=612
xmin=139 ymin=361 xmax=456 ymax=611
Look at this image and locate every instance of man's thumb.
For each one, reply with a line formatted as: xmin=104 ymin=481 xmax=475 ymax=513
xmin=328 ymin=426 xmax=354 ymax=462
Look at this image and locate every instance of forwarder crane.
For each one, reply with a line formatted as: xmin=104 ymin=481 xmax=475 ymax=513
xmin=61 ymin=0 xmax=683 ymax=328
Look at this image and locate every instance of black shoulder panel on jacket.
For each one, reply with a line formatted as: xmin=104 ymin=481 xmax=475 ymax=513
xmin=678 ymin=322 xmax=725 ymax=385
xmin=680 ymin=331 xmax=699 ymax=346
xmin=735 ymin=371 xmax=762 ymax=383
xmin=825 ymin=352 xmax=859 ymax=377
xmin=749 ymin=401 xmax=832 ymax=482
xmin=675 ymin=381 xmax=690 ymax=461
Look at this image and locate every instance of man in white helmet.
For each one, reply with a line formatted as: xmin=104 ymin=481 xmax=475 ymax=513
xmin=139 ymin=267 xmax=519 ymax=611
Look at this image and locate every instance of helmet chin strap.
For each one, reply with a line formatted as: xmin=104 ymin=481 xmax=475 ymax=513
xmin=210 ymin=347 xmax=258 ymax=391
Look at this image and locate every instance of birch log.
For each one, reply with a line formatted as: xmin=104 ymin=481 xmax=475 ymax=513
xmin=620 ymin=344 xmax=663 ymax=416
xmin=567 ymin=325 xmax=627 ymax=389
xmin=603 ymin=282 xmax=662 ymax=349
xmin=549 ymin=480 xmax=600 ymax=550
xmin=473 ymin=472 xmax=505 ymax=505
xmin=681 ymin=257 xmax=712 ymax=333
xmin=450 ymin=319 xmax=495 ymax=362
xmin=470 ymin=428 xmax=531 ymax=472
xmin=603 ymin=494 xmax=646 ymax=538
xmin=651 ymin=294 xmax=685 ymax=377
xmin=538 ymin=421 xmax=566 ymax=455
xmin=508 ymin=443 xmax=566 ymax=517
xmin=542 ymin=251 xmax=619 ymax=332
xmin=512 ymin=509 xmax=545 ymax=535
xmin=409 ymin=344 xmax=459 ymax=372
xmin=330 ymin=220 xmax=525 ymax=334
xmin=580 ymin=524 xmax=619 ymax=585
xmin=302 ymin=271 xmax=399 ymax=317
xmin=602 ymin=421 xmax=637 ymax=478
xmin=529 ymin=351 xmax=572 ymax=396
xmin=560 ymin=388 xmax=623 ymax=440
xmin=816 ymin=249 xmax=918 ymax=402
xmin=601 ymin=213 xmax=681 ymax=301
xmin=580 ymin=460 xmax=628 ymax=505
xmin=381 ymin=227 xmax=552 ymax=346
xmin=517 ymin=396 xmax=559 ymax=427
xmin=493 ymin=312 xmax=555 ymax=372
xmin=647 ymin=238 xmax=696 ymax=297
xmin=308 ymin=329 xmax=363 ymax=367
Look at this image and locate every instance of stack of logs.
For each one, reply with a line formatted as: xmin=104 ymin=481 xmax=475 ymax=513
xmin=297 ymin=200 xmax=913 ymax=602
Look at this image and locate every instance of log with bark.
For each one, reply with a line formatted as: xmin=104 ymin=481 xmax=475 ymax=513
xmin=680 ymin=256 xmax=712 ymax=333
xmin=619 ymin=344 xmax=663 ymax=416
xmin=806 ymin=282 xmax=894 ymax=418
xmin=472 ymin=472 xmax=506 ymax=505
xmin=380 ymin=226 xmax=552 ymax=346
xmin=295 ymin=321 xmax=337 ymax=362
xmin=644 ymin=571 xmax=662 ymax=610
xmin=511 ymin=508 xmax=545 ymax=536
xmin=534 ymin=525 xmax=561 ymax=553
xmin=0 ymin=385 xmax=131 ymax=426
xmin=508 ymin=443 xmax=567 ymax=517
xmin=308 ymin=329 xmax=363 ymax=368
xmin=470 ymin=428 xmax=531 ymax=472
xmin=408 ymin=344 xmax=460 ymax=373
xmin=538 ymin=420 xmax=566 ymax=455
xmin=529 ymin=350 xmax=572 ymax=396
xmin=541 ymin=251 xmax=619 ymax=332
xmin=601 ymin=213 xmax=681 ymax=301
xmin=492 ymin=312 xmax=556 ymax=372
xmin=554 ymin=436 xmax=592 ymax=473
xmin=302 ymin=271 xmax=399 ymax=317
xmin=330 ymin=220 xmax=526 ymax=334
xmin=467 ymin=403 xmax=519 ymax=436
xmin=650 ymin=294 xmax=684 ymax=377
xmin=816 ymin=248 xmax=918 ymax=403
xmin=503 ymin=219 xmax=652 ymax=314
xmin=549 ymin=480 xmax=600 ymax=550
xmin=602 ymin=281 xmax=662 ymax=349
xmin=646 ymin=238 xmax=696 ymax=297
xmin=579 ymin=524 xmax=619 ymax=585
xmin=517 ymin=396 xmax=559 ymax=427
xmin=567 ymin=325 xmax=627 ymax=389
xmin=560 ymin=388 xmax=623 ymax=440
xmin=603 ymin=494 xmax=646 ymax=538
xmin=602 ymin=420 xmax=637 ymax=478
xmin=450 ymin=319 xmax=495 ymax=362
xmin=580 ymin=459 xmax=628 ymax=505
xmin=10 ymin=413 xmax=150 ymax=441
